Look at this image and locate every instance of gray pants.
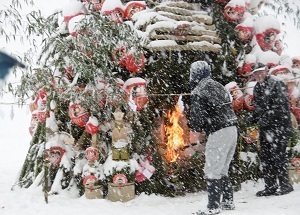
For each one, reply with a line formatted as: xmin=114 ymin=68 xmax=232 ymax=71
xmin=204 ymin=126 xmax=237 ymax=179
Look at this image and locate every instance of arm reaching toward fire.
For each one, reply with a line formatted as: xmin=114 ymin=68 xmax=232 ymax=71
xmin=189 ymin=131 xmax=206 ymax=144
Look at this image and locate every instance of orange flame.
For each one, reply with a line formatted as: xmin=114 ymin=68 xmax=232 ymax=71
xmin=165 ymin=103 xmax=186 ymax=162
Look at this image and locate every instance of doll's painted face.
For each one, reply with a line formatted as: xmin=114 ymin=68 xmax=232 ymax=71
xmin=113 ymin=109 xmax=124 ymax=121
xmin=237 ymin=28 xmax=252 ymax=41
xmin=225 ymin=6 xmax=244 ymax=21
xmin=292 ymin=61 xmax=300 ymax=69
xmin=264 ymin=31 xmax=276 ymax=44
xmin=48 ymin=151 xmax=61 ymax=165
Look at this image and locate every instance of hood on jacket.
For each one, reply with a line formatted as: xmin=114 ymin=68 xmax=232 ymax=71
xmin=190 ymin=61 xmax=211 ymax=90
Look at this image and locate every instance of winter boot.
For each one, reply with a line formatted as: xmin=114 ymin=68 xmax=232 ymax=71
xmin=256 ymin=174 xmax=278 ymax=197
xmin=275 ymin=170 xmax=294 ymax=196
xmin=220 ymin=176 xmax=235 ymax=210
xmin=197 ymin=179 xmax=221 ymax=215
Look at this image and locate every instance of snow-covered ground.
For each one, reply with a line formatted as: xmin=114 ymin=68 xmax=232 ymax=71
xmin=1 ymin=0 xmax=300 ymax=214
xmin=0 ymin=106 xmax=300 ymax=215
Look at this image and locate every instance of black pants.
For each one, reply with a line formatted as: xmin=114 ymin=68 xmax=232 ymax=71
xmin=259 ymin=127 xmax=291 ymax=189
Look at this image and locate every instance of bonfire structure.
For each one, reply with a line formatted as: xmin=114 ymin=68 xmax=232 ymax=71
xmin=5 ymin=0 xmax=299 ymax=201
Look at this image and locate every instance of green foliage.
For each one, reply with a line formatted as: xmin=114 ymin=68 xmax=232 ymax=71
xmin=4 ymin=0 xmax=300 ymax=198
xmin=17 ymin=122 xmax=45 ymax=188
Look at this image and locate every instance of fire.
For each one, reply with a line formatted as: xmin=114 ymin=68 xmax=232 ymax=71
xmin=165 ymin=103 xmax=186 ymax=162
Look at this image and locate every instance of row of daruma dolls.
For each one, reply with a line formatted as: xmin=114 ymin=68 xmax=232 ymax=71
xmin=60 ymin=0 xmax=147 ymax=73
xmin=226 ymin=56 xmax=300 ymax=120
xmin=218 ymin=0 xmax=290 ymax=79
xmin=60 ymin=0 xmax=146 ymax=40
xmin=28 ymin=76 xmax=149 ymax=136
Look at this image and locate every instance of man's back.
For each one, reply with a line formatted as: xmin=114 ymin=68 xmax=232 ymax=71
xmin=190 ymin=77 xmax=237 ymax=135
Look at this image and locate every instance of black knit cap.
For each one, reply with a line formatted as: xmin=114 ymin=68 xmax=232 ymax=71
xmin=190 ymin=61 xmax=211 ymax=90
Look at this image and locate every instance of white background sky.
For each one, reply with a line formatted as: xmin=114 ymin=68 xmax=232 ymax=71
xmin=0 ymin=1 xmax=300 ymax=214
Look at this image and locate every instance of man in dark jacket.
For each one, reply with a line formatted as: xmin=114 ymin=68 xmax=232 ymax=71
xmin=246 ymin=65 xmax=294 ymax=197
xmin=189 ymin=61 xmax=238 ymax=215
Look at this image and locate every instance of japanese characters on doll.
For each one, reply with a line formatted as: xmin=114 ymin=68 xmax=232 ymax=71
xmin=101 ymin=0 xmax=124 ymax=23
xmin=68 ymin=102 xmax=90 ymax=127
xmin=224 ymin=0 xmax=246 ymax=22
xmin=123 ymin=77 xmax=148 ymax=111
xmin=124 ymin=1 xmax=146 ymax=20
xmin=254 ymin=15 xmax=281 ymax=51
xmin=225 ymin=82 xmax=244 ymax=111
xmin=111 ymin=108 xmax=130 ymax=161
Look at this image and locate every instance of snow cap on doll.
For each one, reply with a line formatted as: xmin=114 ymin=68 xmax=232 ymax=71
xmin=190 ymin=61 xmax=211 ymax=90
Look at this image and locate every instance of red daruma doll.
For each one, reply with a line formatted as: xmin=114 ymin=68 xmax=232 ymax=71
xmin=234 ymin=17 xmax=254 ymax=42
xmin=85 ymin=147 xmax=99 ymax=163
xmin=243 ymin=81 xmax=256 ymax=111
xmin=225 ymin=81 xmax=244 ymax=111
xmin=124 ymin=1 xmax=146 ymax=20
xmin=224 ymin=0 xmax=246 ymax=22
xmin=254 ymin=15 xmax=281 ymax=51
xmin=123 ymin=77 xmax=148 ymax=111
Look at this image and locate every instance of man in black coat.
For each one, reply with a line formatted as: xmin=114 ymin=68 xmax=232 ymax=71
xmin=246 ymin=65 xmax=294 ymax=196
xmin=189 ymin=61 xmax=238 ymax=215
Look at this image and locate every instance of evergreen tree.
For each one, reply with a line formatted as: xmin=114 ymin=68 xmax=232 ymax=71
xmin=1 ymin=0 xmax=300 ymax=199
